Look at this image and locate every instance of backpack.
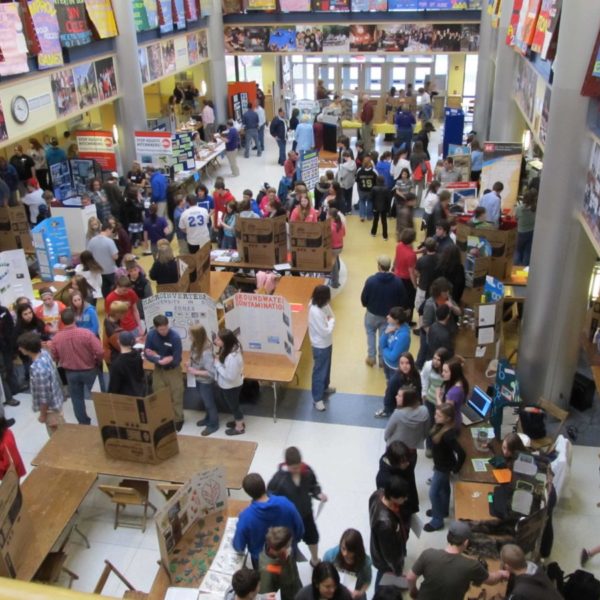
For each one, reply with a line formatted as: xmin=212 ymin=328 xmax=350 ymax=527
xmin=519 ymin=407 xmax=547 ymax=439
xmin=563 ymin=569 xmax=600 ymax=600
xmin=269 ymin=118 xmax=279 ymax=138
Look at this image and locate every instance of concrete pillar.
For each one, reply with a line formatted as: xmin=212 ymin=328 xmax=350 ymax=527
xmin=516 ymin=2 xmax=600 ymax=405
xmin=112 ymin=1 xmax=148 ymax=171
xmin=472 ymin=6 xmax=494 ymax=140
xmin=488 ymin=3 xmax=520 ymax=141
xmin=208 ymin=0 xmax=228 ymax=124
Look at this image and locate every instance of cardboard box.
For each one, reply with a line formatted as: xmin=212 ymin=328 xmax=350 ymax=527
xmin=455 ymin=330 xmax=502 ymax=359
xmin=289 ymin=222 xmax=332 ymax=270
xmin=291 ymin=248 xmax=333 ymax=271
xmin=92 ymin=388 xmax=179 ymax=464
xmin=236 ymin=216 xmax=287 ymax=266
xmin=462 ymin=286 xmax=485 ymax=306
xmin=0 ymin=466 xmax=36 ymax=578
xmin=457 ymin=300 xmax=502 ymax=358
xmin=464 ymin=254 xmax=491 ymax=289
xmin=186 ymin=242 xmax=211 ymax=294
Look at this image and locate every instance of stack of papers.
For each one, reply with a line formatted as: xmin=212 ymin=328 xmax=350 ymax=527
xmin=211 ymin=250 xmax=239 ymax=263
xmin=470 ymin=427 xmax=495 ymax=439
xmin=471 ymin=458 xmax=489 ymax=472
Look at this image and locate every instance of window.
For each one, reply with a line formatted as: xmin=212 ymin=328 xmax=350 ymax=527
xmin=341 ymin=64 xmax=359 ymax=92
xmin=415 ymin=66 xmax=431 ymax=87
xmin=238 ymin=55 xmax=263 ymax=87
xmin=225 ymin=56 xmax=237 ymax=81
xmin=463 ymin=54 xmax=479 ymax=97
xmin=392 ymin=66 xmax=406 ymax=89
xmin=435 ymin=54 xmax=449 ymax=76
xmin=366 ymin=65 xmax=382 ymax=91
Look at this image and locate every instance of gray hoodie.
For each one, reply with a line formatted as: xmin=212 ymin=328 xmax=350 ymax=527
xmin=384 ymin=405 xmax=430 ymax=448
xmin=337 ymin=159 xmax=357 ymax=190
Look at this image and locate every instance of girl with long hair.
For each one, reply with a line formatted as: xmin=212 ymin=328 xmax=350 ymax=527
xmin=74 ymin=250 xmax=103 ymax=302
xmin=143 ymin=203 xmax=169 ymax=257
xmin=295 ymin=562 xmax=352 ymax=600
xmin=290 ymin=194 xmax=319 ymax=223
xmin=149 ymin=240 xmax=178 ymax=285
xmin=214 ymin=329 xmax=245 ymax=436
xmin=437 ymin=356 xmax=469 ymax=431
xmin=67 ymin=274 xmax=95 ymax=307
xmin=220 ymin=200 xmax=238 ymax=249
xmin=435 ymin=244 xmax=465 ymax=304
xmin=329 ymin=208 xmax=345 ymax=289
xmin=86 ymin=216 xmax=101 ymax=242
xmin=69 ymin=290 xmax=99 ymax=336
xmin=376 ymin=351 xmax=421 ymax=418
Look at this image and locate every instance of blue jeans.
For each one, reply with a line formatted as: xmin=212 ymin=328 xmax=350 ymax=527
xmin=416 ymin=329 xmax=429 ymax=370
xmin=65 ymin=368 xmax=97 ymax=425
xmin=221 ymin=235 xmax=236 ymax=249
xmin=311 ymin=345 xmax=332 ymax=403
xmin=383 ymin=362 xmax=396 ymax=383
xmin=277 ymin=138 xmax=287 ymax=164
xmin=429 ymin=469 xmax=450 ymax=528
xmin=244 ymin=129 xmax=261 ymax=158
xmin=364 ymin=311 xmax=387 ymax=361
xmin=515 ymin=230 xmax=533 ymax=266
xmin=220 ymin=385 xmax=243 ymax=421
xmin=197 ymin=381 xmax=218 ymax=429
xmin=358 ymin=191 xmax=373 ymax=220
xmin=258 ymin=125 xmax=265 ymax=151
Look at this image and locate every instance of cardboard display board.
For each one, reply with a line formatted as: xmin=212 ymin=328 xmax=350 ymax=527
xmin=75 ymin=130 xmax=117 ymax=171
xmin=299 ymin=149 xmax=319 ymax=190
xmin=290 ymin=221 xmax=332 ymax=271
xmin=456 ymin=300 xmax=502 ymax=359
xmin=224 ymin=293 xmax=294 ymax=359
xmin=92 ymin=388 xmax=179 ymax=464
xmin=0 ymin=250 xmax=34 ymax=309
xmin=156 ymin=467 xmax=229 ymax=585
xmin=0 ymin=205 xmax=33 ymax=253
xmin=142 ymin=292 xmax=218 ymax=351
xmin=443 ymin=181 xmax=479 ymax=211
xmin=0 ymin=466 xmax=36 ymax=577
xmin=51 ymin=205 xmax=97 ymax=254
xmin=135 ymin=131 xmax=173 ymax=168
xmin=480 ymin=142 xmax=523 ymax=210
xmin=180 ymin=242 xmax=211 ymax=294
xmin=235 ymin=215 xmax=288 ymax=266
xmin=32 ymin=216 xmax=72 ymax=281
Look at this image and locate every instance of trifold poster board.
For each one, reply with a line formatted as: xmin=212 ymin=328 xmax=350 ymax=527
xmin=236 ymin=216 xmax=288 ymax=266
xmin=92 ymin=388 xmax=179 ymax=464
xmin=0 ymin=250 xmax=34 ymax=308
xmin=480 ymin=142 xmax=523 ymax=210
xmin=0 ymin=466 xmax=36 ymax=578
xmin=442 ymin=182 xmax=479 ymax=211
xmin=51 ymin=204 xmax=97 ymax=254
xmin=224 ymin=292 xmax=295 ymax=359
xmin=32 ymin=216 xmax=72 ymax=281
xmin=290 ymin=221 xmax=332 ymax=271
xmin=456 ymin=300 xmax=502 ymax=360
xmin=156 ymin=467 xmax=232 ymax=586
xmin=142 ymin=292 xmax=218 ymax=351
xmin=0 ymin=205 xmax=33 ymax=253
xmin=135 ymin=131 xmax=174 ymax=168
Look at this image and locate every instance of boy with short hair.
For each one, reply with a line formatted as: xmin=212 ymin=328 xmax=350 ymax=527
xmin=259 ymin=527 xmax=302 ymax=600
xmin=226 ymin=568 xmax=261 ymax=600
xmin=242 ymin=189 xmax=261 ymax=217
xmin=104 ymin=276 xmax=142 ymax=335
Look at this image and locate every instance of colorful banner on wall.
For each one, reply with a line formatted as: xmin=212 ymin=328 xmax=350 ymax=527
xmin=133 ymin=0 xmax=159 ymax=31
xmin=172 ymin=0 xmax=187 ymax=28
xmin=352 ymin=0 xmax=387 ymax=10
xmin=75 ymin=130 xmax=117 ymax=171
xmin=55 ymin=0 xmax=93 ymax=47
xmin=0 ymin=5 xmax=29 ymax=76
xmin=513 ymin=0 xmax=541 ymax=55
xmin=583 ymin=141 xmax=600 ymax=248
xmin=157 ymin=0 xmax=174 ymax=33
xmin=84 ymin=0 xmax=118 ymax=38
xmin=247 ymin=0 xmax=277 ymax=10
xmin=506 ymin=0 xmax=523 ymax=46
xmin=27 ymin=0 xmax=64 ymax=70
xmin=184 ymin=0 xmax=199 ymax=20
xmin=279 ymin=0 xmax=311 ymax=10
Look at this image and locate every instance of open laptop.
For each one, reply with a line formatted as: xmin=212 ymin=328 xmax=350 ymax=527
xmin=461 ymin=386 xmax=493 ymax=425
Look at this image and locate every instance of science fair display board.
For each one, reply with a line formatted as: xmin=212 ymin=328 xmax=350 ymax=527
xmin=224 ymin=293 xmax=295 ymax=359
xmin=480 ymin=142 xmax=523 ymax=209
xmin=0 ymin=250 xmax=34 ymax=308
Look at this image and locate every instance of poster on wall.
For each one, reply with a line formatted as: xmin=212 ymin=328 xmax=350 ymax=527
xmin=513 ymin=58 xmax=536 ymax=125
xmin=184 ymin=0 xmax=199 ymax=20
xmin=198 ymin=30 xmax=208 ymax=57
xmin=0 ymin=100 xmax=8 ymax=142
xmin=583 ymin=141 xmax=600 ymax=246
xmin=268 ymin=28 xmax=297 ymax=52
xmin=224 ymin=293 xmax=294 ymax=358
xmin=142 ymin=293 xmax=218 ymax=350
xmin=26 ymin=0 xmax=64 ymax=70
xmin=224 ymin=27 xmax=270 ymax=53
xmin=73 ymin=62 xmax=99 ymax=110
xmin=75 ymin=131 xmax=117 ymax=171
xmin=581 ymin=28 xmax=600 ymax=98
xmin=514 ymin=0 xmax=542 ymax=55
xmin=138 ymin=48 xmax=150 ymax=83
xmin=135 ymin=130 xmax=173 ymax=167
xmin=322 ymin=25 xmax=350 ymax=53
xmin=95 ymin=57 xmax=117 ymax=101
xmin=133 ymin=0 xmax=159 ymax=31
xmin=172 ymin=0 xmax=187 ymax=29
xmin=0 ymin=250 xmax=34 ymax=310
xmin=222 ymin=0 xmax=243 ymax=13
xmin=187 ymin=33 xmax=199 ymax=63
xmin=55 ymin=0 xmax=93 ymax=47
xmin=538 ymin=86 xmax=550 ymax=147
xmin=313 ymin=0 xmax=350 ymax=11
xmin=432 ymin=24 xmax=463 ymax=51
xmin=84 ymin=0 xmax=118 ymax=38
xmin=480 ymin=142 xmax=523 ymax=209
xmin=158 ymin=0 xmax=174 ymax=34
xmin=506 ymin=0 xmax=523 ymax=47
xmin=349 ymin=25 xmax=379 ymax=52
xmin=161 ymin=40 xmax=176 ymax=74
xmin=530 ymin=0 xmax=561 ymax=56
xmin=0 ymin=5 xmax=29 ymax=76
xmin=296 ymin=26 xmax=322 ymax=51
xmin=247 ymin=0 xmax=276 ymax=9
xmin=352 ymin=0 xmax=387 ymax=11
xmin=279 ymin=0 xmax=312 ymax=11
xmin=147 ymin=43 xmax=164 ymax=80
xmin=378 ymin=24 xmax=433 ymax=52
xmin=51 ymin=69 xmax=78 ymax=117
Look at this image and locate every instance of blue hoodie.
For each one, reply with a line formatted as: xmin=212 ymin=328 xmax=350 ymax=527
xmin=75 ymin=304 xmax=100 ymax=336
xmin=379 ymin=323 xmax=411 ymax=369
xmin=233 ymin=494 xmax=304 ymax=560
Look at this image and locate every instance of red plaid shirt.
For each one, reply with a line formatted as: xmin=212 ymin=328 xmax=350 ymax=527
xmin=50 ymin=325 xmax=104 ymax=371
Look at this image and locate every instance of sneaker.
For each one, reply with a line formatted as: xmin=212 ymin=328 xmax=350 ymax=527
xmin=226 ymin=420 xmax=236 ymax=429
xmin=3 ymin=398 xmax=20 ymax=407
xmin=370 ymin=233 xmax=376 ymax=237
xmin=175 ymin=421 xmax=184 ymax=432
xmin=324 ymin=387 xmax=336 ymax=395
xmin=225 ymin=426 xmax=245 ymax=436
xmin=426 ymin=509 xmax=433 ymax=517
xmin=314 ymin=400 xmax=326 ymax=411
xmin=412 ymin=328 xmax=421 ymax=336
xmin=426 ymin=477 xmax=432 ymax=485
xmin=581 ymin=549 xmax=590 ymax=567
xmin=5 ymin=418 xmax=15 ymax=428
xmin=383 ymin=237 xmax=388 ymax=241
xmin=423 ymin=522 xmax=444 ymax=532
xmin=201 ymin=427 xmax=218 ymax=437
xmin=365 ymin=357 xmax=376 ymax=367
xmin=374 ymin=409 xmax=389 ymax=418
xmin=196 ymin=418 xmax=208 ymax=427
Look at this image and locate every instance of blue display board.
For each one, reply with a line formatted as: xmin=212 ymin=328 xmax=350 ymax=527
xmin=32 ymin=217 xmax=72 ymax=281
xmin=443 ymin=107 xmax=465 ymax=158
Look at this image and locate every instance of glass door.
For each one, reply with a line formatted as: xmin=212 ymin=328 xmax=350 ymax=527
xmin=364 ymin=64 xmax=383 ymax=93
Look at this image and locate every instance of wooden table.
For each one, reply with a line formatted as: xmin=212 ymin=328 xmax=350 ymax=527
xmin=458 ymin=424 xmax=500 ymax=484
xmin=454 ymin=481 xmax=497 ymax=521
xmin=31 ymin=425 xmax=257 ymax=489
xmin=209 ymin=271 xmax=233 ymax=301
xmin=18 ymin=466 xmax=97 ymax=581
xmin=148 ymin=499 xmax=248 ymax=600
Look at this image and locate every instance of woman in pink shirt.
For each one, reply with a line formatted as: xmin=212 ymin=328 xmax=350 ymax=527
xmin=393 ymin=228 xmax=417 ymax=321
xmin=290 ymin=194 xmax=318 ymax=223
xmin=259 ymin=187 xmax=279 ymax=217
xmin=329 ymin=208 xmax=345 ymax=288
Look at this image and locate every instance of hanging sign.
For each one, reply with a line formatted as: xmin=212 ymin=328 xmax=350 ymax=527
xmin=27 ymin=0 xmax=64 ymax=70
xmin=84 ymin=0 xmax=118 ymax=39
xmin=55 ymin=0 xmax=93 ymax=47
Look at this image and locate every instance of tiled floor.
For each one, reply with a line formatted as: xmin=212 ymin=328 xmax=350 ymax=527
xmin=11 ymin=131 xmax=600 ymax=597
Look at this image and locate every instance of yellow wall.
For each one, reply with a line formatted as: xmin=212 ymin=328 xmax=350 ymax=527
xmin=448 ymin=54 xmax=466 ymax=98
xmin=262 ymin=55 xmax=277 ymax=98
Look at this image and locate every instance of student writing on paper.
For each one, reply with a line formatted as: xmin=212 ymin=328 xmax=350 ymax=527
xmin=295 ymin=562 xmax=352 ymax=600
xmin=322 ymin=529 xmax=372 ymax=599
xmin=259 ymin=527 xmax=302 ymax=600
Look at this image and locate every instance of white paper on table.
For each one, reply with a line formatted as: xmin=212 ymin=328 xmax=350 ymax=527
xmin=478 ymin=304 xmax=496 ymax=327
xmin=187 ymin=373 xmax=197 ymax=388
xmin=199 ymin=570 xmax=231 ymax=594
xmin=339 ymin=571 xmax=357 ymax=591
xmin=379 ymin=573 xmax=408 ymax=589
xmin=477 ymin=326 xmax=495 ymax=345
xmin=475 ymin=345 xmax=486 ymax=358
xmin=210 ymin=547 xmax=246 ymax=576
xmin=410 ymin=513 xmax=423 ymax=538
xmin=274 ymin=263 xmax=292 ymax=271
xmin=314 ymin=500 xmax=326 ymax=521
xmin=471 ymin=458 xmax=489 ymax=472
xmin=470 ymin=427 xmax=495 ymax=439
xmin=165 ymin=588 xmax=200 ymax=600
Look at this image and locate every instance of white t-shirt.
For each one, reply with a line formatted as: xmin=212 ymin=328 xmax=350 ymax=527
xmin=74 ymin=264 xmax=103 ymax=299
xmin=422 ymin=192 xmax=439 ymax=216
xmin=391 ymin=158 xmax=411 ymax=180
xmin=179 ymin=206 xmax=210 ymax=246
xmin=308 ymin=304 xmax=335 ymax=349
xmin=22 ymin=189 xmax=46 ymax=223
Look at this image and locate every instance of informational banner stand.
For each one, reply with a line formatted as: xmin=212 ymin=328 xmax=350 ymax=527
xmin=299 ymin=149 xmax=319 ymax=189
xmin=480 ymin=142 xmax=523 ymax=210
xmin=31 ymin=216 xmax=72 ymax=281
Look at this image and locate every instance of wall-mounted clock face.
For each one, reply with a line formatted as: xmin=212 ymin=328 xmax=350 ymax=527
xmin=11 ymin=96 xmax=29 ymax=124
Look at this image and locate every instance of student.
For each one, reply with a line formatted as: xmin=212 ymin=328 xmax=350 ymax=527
xmin=233 ymin=473 xmax=304 ymax=569
xmin=295 ymin=562 xmax=353 ymax=600
xmin=186 ymin=325 xmax=217 ymax=436
xmin=437 ymin=356 xmax=469 ymax=431
xmin=376 ymin=352 xmax=422 ymax=418
xmin=425 ymin=403 xmax=465 ymax=532
xmin=393 ymin=228 xmax=417 ymax=321
xmin=478 ymin=181 xmax=503 ymax=227
xmin=308 ymin=285 xmax=335 ymax=412
xmin=173 ymin=194 xmax=190 ymax=254
xmin=337 ymin=151 xmax=357 ymax=215
xmin=379 ymin=307 xmax=410 ymax=382
xmin=500 ymin=432 xmax=528 ymax=469
xmin=69 ymin=290 xmax=99 ymax=336
xmin=421 ymin=181 xmax=441 ymax=232
xmin=323 ymin=530 xmax=372 ymax=600
xmin=470 ymin=140 xmax=483 ymax=182
xmin=414 ymin=237 xmax=438 ymax=317
xmin=105 ymin=277 xmax=142 ymax=335
xmin=427 ymin=192 xmax=452 ymax=239
xmin=149 ymin=240 xmax=179 ymax=285
xmin=368 ymin=477 xmax=410 ymax=590
xmin=259 ymin=527 xmax=302 ymax=600
xmin=18 ymin=332 xmax=66 ymax=436
xmin=355 ymin=156 xmax=377 ymax=222
xmin=102 ymin=301 xmax=128 ymax=366
xmin=514 ymin=188 xmax=537 ymax=267
xmin=434 ymin=244 xmax=465 ymax=305
xmin=469 ymin=206 xmax=492 ymax=228
xmin=290 ymin=194 xmax=319 ymax=223
xmin=143 ymin=204 xmax=169 ymax=257
xmin=74 ymin=250 xmax=103 ymax=303
xmin=225 ymin=569 xmax=261 ymax=600
xmin=242 ymin=189 xmax=261 ymax=217
xmin=268 ymin=446 xmax=328 ymax=567
xmin=214 ymin=329 xmax=245 ymax=436
xmin=329 ymin=208 xmax=345 ymax=289
xmin=384 ymin=386 xmax=430 ymax=451
xmin=66 ymin=274 xmax=95 ymax=307
xmin=375 ymin=151 xmax=394 ymax=189
xmin=426 ymin=305 xmax=454 ymax=360
xmin=12 ymin=303 xmax=47 ymax=386
xmin=370 ymin=176 xmax=392 ymax=240
xmin=34 ymin=288 xmax=66 ymax=337
xmin=221 ymin=200 xmax=238 ymax=249
xmin=0 ymin=417 xmax=25 ymax=479
xmin=108 ymin=331 xmax=145 ymax=397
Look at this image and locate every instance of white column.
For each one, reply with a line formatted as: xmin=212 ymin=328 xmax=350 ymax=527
xmin=208 ymin=0 xmax=228 ymax=124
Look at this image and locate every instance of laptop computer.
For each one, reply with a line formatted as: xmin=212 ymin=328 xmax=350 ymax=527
xmin=461 ymin=386 xmax=493 ymax=425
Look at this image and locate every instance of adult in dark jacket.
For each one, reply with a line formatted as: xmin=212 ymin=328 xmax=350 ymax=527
xmin=426 ymin=190 xmax=451 ymax=237
xmin=434 ymin=244 xmax=465 ymax=304
xmin=103 ymin=174 xmax=124 ymax=222
xmin=267 ymin=446 xmax=327 ymax=567
xmin=149 ymin=242 xmax=179 ymax=285
xmin=125 ymin=260 xmax=152 ymax=320
xmin=368 ymin=476 xmax=410 ymax=590
xmin=0 ymin=306 xmax=18 ymax=405
xmin=9 ymin=146 xmax=35 ymax=192
xmin=270 ymin=108 xmax=287 ymax=166
xmin=360 ymin=256 xmax=408 ymax=367
xmin=375 ymin=441 xmax=419 ymax=530
xmin=108 ymin=332 xmax=146 ymax=396
xmin=394 ymin=106 xmax=416 ymax=156
xmin=370 ymin=176 xmax=392 ymax=240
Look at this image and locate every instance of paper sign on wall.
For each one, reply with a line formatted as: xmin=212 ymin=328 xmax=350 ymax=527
xmin=0 ymin=5 xmax=29 ymax=76
xmin=0 ymin=250 xmax=34 ymax=309
xmin=27 ymin=0 xmax=64 ymax=70
xmin=55 ymin=0 xmax=93 ymax=48
xmin=84 ymin=0 xmax=118 ymax=38
xmin=135 ymin=131 xmax=173 ymax=167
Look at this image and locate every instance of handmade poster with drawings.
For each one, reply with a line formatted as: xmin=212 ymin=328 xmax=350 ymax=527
xmin=199 ymin=570 xmax=232 ymax=594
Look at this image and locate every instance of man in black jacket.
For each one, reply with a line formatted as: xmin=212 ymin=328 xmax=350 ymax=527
xmin=369 ymin=476 xmax=409 ymax=591
xmin=270 ymin=108 xmax=287 ymax=166
xmin=0 ymin=305 xmax=19 ymax=406
xmin=108 ymin=331 xmax=146 ymax=396
xmin=267 ymin=446 xmax=327 ymax=567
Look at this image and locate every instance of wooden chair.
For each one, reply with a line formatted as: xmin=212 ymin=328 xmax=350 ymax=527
xmin=99 ymin=480 xmax=157 ymax=533
xmin=156 ymin=482 xmax=182 ymax=500
xmin=518 ymin=398 xmax=569 ymax=453
xmin=34 ymin=551 xmax=79 ymax=588
xmin=93 ymin=559 xmax=149 ymax=599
